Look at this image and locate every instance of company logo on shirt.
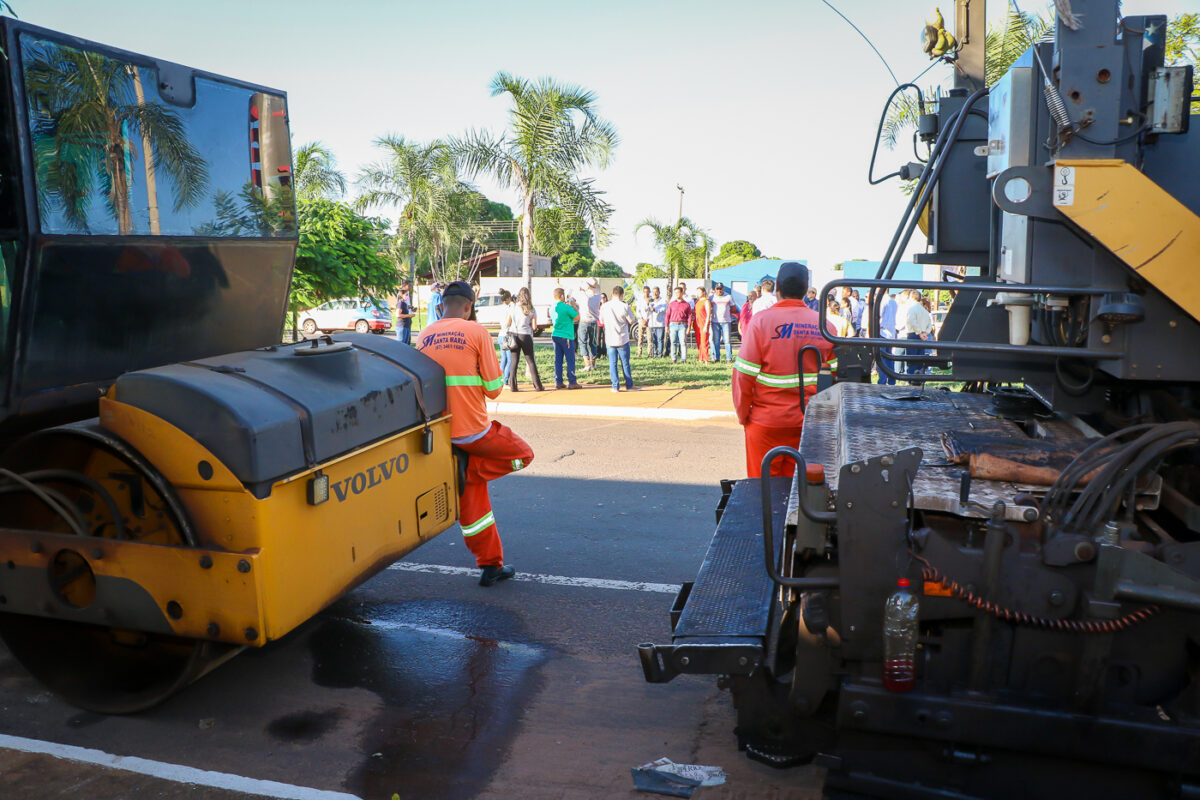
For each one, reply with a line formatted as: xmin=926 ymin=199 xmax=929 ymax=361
xmin=770 ymin=321 xmax=824 ymax=340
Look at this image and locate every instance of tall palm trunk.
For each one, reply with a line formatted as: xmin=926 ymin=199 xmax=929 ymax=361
xmin=520 ymin=192 xmax=534 ymax=292
xmin=130 ymin=67 xmax=160 ymax=234
xmin=106 ymin=119 xmax=133 ymax=235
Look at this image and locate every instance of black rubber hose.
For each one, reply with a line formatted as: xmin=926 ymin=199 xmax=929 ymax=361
xmin=21 ymin=470 xmax=128 ymax=540
xmin=868 ymin=83 xmax=924 ymax=185
xmin=883 ymin=86 xmax=990 ymax=281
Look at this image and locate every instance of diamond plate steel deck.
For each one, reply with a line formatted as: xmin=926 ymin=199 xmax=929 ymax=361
xmin=789 ymin=383 xmax=1089 ymax=524
xmin=673 ymin=478 xmax=791 ymax=640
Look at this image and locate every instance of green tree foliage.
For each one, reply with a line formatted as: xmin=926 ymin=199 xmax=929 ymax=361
xmin=532 ymin=206 xmax=591 ymax=261
xmin=710 ymin=240 xmax=762 ymax=270
xmin=453 ymin=72 xmax=618 ymax=290
xmin=194 ymin=182 xmax=294 ymax=236
xmin=635 ymin=216 xmax=707 ymax=291
xmin=1166 ymin=14 xmax=1200 ymax=113
xmin=983 ymin=10 xmax=1050 ymax=88
xmin=634 ymin=262 xmax=666 ymax=282
xmin=589 ymin=259 xmax=623 ymax=278
xmin=557 ymin=251 xmax=593 ymax=277
xmin=293 ymin=141 xmax=346 ymax=201
xmin=357 ymin=136 xmax=482 ymax=285
xmin=291 ymin=198 xmax=397 ymax=312
xmin=679 ymin=230 xmax=714 ymax=279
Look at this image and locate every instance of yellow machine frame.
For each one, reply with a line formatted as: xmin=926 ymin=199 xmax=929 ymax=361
xmin=0 ymin=397 xmax=458 ymax=646
xmin=1054 ymin=158 xmax=1200 ymax=323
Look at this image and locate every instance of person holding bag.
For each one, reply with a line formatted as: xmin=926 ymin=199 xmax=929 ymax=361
xmin=506 ymin=287 xmax=544 ymax=392
xmin=496 ymin=289 xmax=514 ymax=381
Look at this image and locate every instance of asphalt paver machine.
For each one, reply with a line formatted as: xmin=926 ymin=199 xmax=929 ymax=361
xmin=640 ymin=0 xmax=1200 ymax=796
xmin=0 ymin=20 xmax=459 ymax=712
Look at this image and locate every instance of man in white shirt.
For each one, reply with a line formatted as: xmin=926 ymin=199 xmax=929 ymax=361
xmin=573 ymin=278 xmax=602 ymax=371
xmin=751 ymin=279 xmax=778 ymax=313
xmin=635 ymin=286 xmax=653 ymax=357
xmin=649 ymin=287 xmax=668 ymax=358
xmin=709 ymin=283 xmax=734 ymax=362
xmin=904 ymin=293 xmax=934 ymax=381
xmin=599 ymin=286 xmax=638 ymax=391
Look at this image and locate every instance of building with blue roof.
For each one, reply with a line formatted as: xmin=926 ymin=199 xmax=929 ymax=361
xmin=709 ymin=258 xmax=804 ymax=306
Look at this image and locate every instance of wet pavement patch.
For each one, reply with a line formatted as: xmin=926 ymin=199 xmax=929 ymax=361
xmin=266 ymin=708 xmax=343 ymax=743
xmin=310 ymin=598 xmax=548 ymax=800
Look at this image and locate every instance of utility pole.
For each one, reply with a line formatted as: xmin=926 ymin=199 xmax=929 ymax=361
xmin=672 ymin=184 xmax=684 ymax=294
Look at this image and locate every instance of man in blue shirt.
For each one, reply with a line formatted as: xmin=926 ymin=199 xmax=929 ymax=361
xmin=877 ymin=291 xmax=898 ymax=385
xmin=804 ymin=288 xmax=820 ymax=311
xmin=427 ymin=281 xmax=444 ymax=327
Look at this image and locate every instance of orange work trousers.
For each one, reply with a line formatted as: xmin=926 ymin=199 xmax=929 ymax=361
xmin=455 ymin=420 xmax=534 ymax=567
xmin=743 ymin=422 xmax=803 ymax=478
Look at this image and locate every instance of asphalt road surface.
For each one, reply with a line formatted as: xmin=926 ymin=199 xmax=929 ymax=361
xmin=0 ymin=415 xmax=822 ymax=800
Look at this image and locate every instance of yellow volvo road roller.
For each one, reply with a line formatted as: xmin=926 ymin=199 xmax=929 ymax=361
xmin=0 ymin=20 xmax=459 ymax=712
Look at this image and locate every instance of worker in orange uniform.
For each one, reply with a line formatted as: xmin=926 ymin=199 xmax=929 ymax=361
xmin=417 ymin=281 xmax=534 ymax=586
xmin=733 ymin=262 xmax=837 ymax=478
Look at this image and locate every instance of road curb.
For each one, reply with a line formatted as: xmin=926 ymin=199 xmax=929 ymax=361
xmin=487 ymin=401 xmax=736 ymax=422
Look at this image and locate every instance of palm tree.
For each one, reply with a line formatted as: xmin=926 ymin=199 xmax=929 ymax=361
xmin=452 ymin=72 xmax=618 ymax=291
xmin=23 ymin=39 xmax=208 ymax=234
xmin=635 ymin=216 xmax=705 ymax=294
xmin=294 ymin=141 xmax=346 ymax=201
xmin=357 ymin=136 xmax=483 ymax=285
xmin=358 ymin=136 xmax=455 ymax=287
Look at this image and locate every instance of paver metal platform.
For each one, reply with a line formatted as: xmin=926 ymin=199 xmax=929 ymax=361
xmin=788 ymin=382 xmax=1092 ymax=524
xmin=672 ymin=478 xmax=790 ymax=642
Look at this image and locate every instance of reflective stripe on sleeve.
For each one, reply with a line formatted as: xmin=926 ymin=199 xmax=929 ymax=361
xmin=460 ymin=511 xmax=496 ymax=537
xmin=734 ymin=357 xmax=761 ymax=376
xmin=756 ymin=372 xmax=801 ymax=388
xmin=445 ymin=375 xmax=505 ymax=391
xmin=756 ymin=372 xmax=821 ymax=388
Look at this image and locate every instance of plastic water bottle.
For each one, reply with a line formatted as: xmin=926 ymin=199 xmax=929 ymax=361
xmin=882 ymin=577 xmax=919 ymax=692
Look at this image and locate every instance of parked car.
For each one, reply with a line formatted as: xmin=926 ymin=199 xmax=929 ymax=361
xmin=299 ymin=298 xmax=392 ymax=335
xmin=473 ymin=293 xmax=552 ymax=335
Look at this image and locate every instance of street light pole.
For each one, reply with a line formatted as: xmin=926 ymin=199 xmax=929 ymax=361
xmin=672 ymin=184 xmax=684 ymax=294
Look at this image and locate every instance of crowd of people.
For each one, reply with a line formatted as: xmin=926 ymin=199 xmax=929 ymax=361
xmin=391 ymin=275 xmax=944 ymax=390
xmin=483 ymin=277 xmax=747 ymax=393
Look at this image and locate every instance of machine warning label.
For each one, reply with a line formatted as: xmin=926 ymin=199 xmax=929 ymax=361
xmin=1053 ymin=165 xmax=1075 ymax=206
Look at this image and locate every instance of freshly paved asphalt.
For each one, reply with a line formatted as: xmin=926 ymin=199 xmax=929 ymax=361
xmin=0 ymin=415 xmax=822 ymax=800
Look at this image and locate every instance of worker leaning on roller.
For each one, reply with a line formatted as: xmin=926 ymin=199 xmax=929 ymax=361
xmin=417 ymin=281 xmax=535 ymax=586
xmin=733 ymin=262 xmax=837 ymax=478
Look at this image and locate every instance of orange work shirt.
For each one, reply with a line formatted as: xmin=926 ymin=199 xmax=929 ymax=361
xmin=417 ymin=317 xmax=504 ymax=439
xmin=733 ymin=299 xmax=838 ymax=429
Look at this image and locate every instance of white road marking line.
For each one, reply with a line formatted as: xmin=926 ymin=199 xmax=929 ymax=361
xmin=388 ymin=562 xmax=680 ymax=594
xmin=0 ymin=733 xmax=361 ymax=800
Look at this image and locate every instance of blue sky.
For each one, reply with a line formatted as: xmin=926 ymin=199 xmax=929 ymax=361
xmin=17 ymin=0 xmax=1195 ymax=286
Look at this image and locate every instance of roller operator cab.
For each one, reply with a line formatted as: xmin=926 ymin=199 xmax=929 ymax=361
xmin=0 ymin=20 xmax=460 ymax=712
xmin=641 ymin=1 xmax=1200 ymax=798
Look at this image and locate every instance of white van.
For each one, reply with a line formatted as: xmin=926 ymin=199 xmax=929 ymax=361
xmin=474 ymin=294 xmax=553 ymax=335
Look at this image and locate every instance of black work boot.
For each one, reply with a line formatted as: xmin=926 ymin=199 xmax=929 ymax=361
xmin=479 ymin=564 xmax=515 ymax=587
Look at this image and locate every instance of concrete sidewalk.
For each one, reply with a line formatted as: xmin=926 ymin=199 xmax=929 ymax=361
xmin=487 ymin=384 xmax=736 ymax=422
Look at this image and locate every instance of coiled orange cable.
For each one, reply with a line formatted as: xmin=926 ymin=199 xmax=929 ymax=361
xmin=911 ymin=553 xmax=1162 ymax=634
